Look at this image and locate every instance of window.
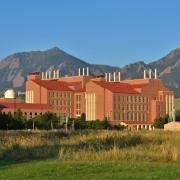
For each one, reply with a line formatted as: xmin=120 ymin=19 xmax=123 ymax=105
xmin=113 ymin=94 xmax=116 ymax=102
xmin=114 ymin=103 xmax=116 ymax=110
xmin=76 ymin=95 xmax=81 ymax=116
xmin=127 ymin=113 xmax=129 ymax=120
xmin=114 ymin=112 xmax=116 ymax=120
xmin=134 ymin=113 xmax=137 ymax=121
xmin=118 ymin=104 xmax=120 ymax=110
xmin=122 ymin=113 xmax=125 ymax=120
xmin=118 ymin=113 xmax=121 ymax=120
xmin=134 ymin=105 xmax=137 ymax=111
xmin=131 ymin=114 xmax=133 ymax=121
xmin=135 ymin=96 xmax=137 ymax=102
xmin=122 ymin=96 xmax=124 ymax=102
xmin=122 ymin=105 xmax=124 ymax=110
xmin=118 ymin=95 xmax=120 ymax=102
xmin=131 ymin=96 xmax=133 ymax=102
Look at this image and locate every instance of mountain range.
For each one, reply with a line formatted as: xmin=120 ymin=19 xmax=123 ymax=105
xmin=0 ymin=47 xmax=180 ymax=97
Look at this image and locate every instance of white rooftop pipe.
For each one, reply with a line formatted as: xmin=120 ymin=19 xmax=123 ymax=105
xmin=83 ymin=68 xmax=85 ymax=76
xmin=53 ymin=70 xmax=56 ymax=79
xmin=144 ymin=70 xmax=146 ymax=79
xmin=42 ymin=72 xmax=44 ymax=80
xmin=87 ymin=67 xmax=89 ymax=76
xmin=56 ymin=69 xmax=59 ymax=78
xmin=154 ymin=68 xmax=157 ymax=79
xmin=149 ymin=69 xmax=152 ymax=79
xmin=48 ymin=71 xmax=51 ymax=79
xmin=105 ymin=73 xmax=108 ymax=82
xmin=108 ymin=73 xmax=111 ymax=82
xmin=118 ymin=71 xmax=121 ymax=81
xmin=45 ymin=72 xmax=48 ymax=80
xmin=114 ymin=72 xmax=116 ymax=82
xmin=78 ymin=68 xmax=81 ymax=76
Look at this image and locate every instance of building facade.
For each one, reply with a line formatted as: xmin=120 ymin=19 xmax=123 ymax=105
xmin=22 ymin=69 xmax=174 ymax=130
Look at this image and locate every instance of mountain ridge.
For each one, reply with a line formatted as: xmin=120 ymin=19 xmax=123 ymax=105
xmin=0 ymin=47 xmax=180 ymax=97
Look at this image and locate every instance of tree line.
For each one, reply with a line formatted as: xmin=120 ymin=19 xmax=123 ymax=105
xmin=0 ymin=109 xmax=125 ymax=130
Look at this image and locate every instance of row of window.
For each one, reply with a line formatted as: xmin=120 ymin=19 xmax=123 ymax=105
xmin=48 ymin=91 xmax=71 ymax=99
xmin=55 ymin=107 xmax=71 ymax=112
xmin=49 ymin=100 xmax=71 ymax=106
xmin=113 ymin=94 xmax=148 ymax=103
xmin=4 ymin=111 xmax=43 ymax=118
xmin=113 ymin=112 xmax=148 ymax=121
xmin=113 ymin=104 xmax=148 ymax=111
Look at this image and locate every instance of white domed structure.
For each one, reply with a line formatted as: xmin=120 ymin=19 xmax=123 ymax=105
xmin=4 ymin=89 xmax=15 ymax=99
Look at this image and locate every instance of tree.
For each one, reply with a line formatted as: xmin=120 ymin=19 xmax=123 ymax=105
xmin=9 ymin=109 xmax=26 ymax=129
xmin=0 ymin=109 xmax=26 ymax=130
xmin=153 ymin=115 xmax=169 ymax=129
xmin=35 ymin=112 xmax=58 ymax=130
xmin=176 ymin=109 xmax=180 ymax=121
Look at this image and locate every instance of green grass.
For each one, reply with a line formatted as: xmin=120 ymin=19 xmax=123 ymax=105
xmin=1 ymin=130 xmax=180 ymax=179
xmin=0 ymin=160 xmax=180 ymax=180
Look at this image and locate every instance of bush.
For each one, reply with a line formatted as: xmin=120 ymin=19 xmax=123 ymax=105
xmin=176 ymin=109 xmax=180 ymax=121
xmin=153 ymin=115 xmax=169 ymax=129
xmin=74 ymin=118 xmax=86 ymax=130
xmin=110 ymin=125 xmax=127 ymax=130
xmin=0 ymin=109 xmax=25 ymax=130
xmin=35 ymin=112 xmax=58 ymax=130
xmin=73 ymin=118 xmax=125 ymax=130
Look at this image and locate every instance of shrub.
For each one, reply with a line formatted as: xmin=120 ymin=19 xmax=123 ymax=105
xmin=153 ymin=115 xmax=169 ymax=129
xmin=0 ymin=109 xmax=25 ymax=130
xmin=74 ymin=118 xmax=86 ymax=130
xmin=176 ymin=109 xmax=180 ymax=121
xmin=35 ymin=112 xmax=58 ymax=130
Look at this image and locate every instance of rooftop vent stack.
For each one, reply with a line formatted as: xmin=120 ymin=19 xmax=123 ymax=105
xmin=42 ymin=72 xmax=44 ymax=80
xmin=105 ymin=73 xmax=108 ymax=81
xmin=149 ymin=69 xmax=152 ymax=79
xmin=154 ymin=68 xmax=157 ymax=79
xmin=118 ymin=71 xmax=121 ymax=81
xmin=48 ymin=71 xmax=51 ymax=79
xmin=114 ymin=72 xmax=116 ymax=82
xmin=82 ymin=68 xmax=85 ymax=76
xmin=144 ymin=70 xmax=146 ymax=79
xmin=78 ymin=68 xmax=81 ymax=76
xmin=53 ymin=70 xmax=56 ymax=79
xmin=87 ymin=67 xmax=89 ymax=76
xmin=56 ymin=69 xmax=60 ymax=78
xmin=108 ymin=73 xmax=111 ymax=82
xmin=45 ymin=72 xmax=48 ymax=80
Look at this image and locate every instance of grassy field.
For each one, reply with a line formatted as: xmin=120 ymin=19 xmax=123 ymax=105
xmin=1 ymin=130 xmax=180 ymax=179
xmin=1 ymin=160 xmax=180 ymax=179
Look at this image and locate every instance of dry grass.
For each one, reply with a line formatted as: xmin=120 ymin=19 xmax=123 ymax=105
xmin=0 ymin=130 xmax=180 ymax=163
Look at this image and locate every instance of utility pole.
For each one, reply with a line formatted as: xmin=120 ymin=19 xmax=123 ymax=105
xmin=72 ymin=119 xmax=75 ymax=131
xmin=33 ymin=118 xmax=35 ymax=131
xmin=65 ymin=113 xmax=69 ymax=133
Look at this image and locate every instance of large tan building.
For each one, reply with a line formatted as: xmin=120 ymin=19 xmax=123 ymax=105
xmin=22 ymin=68 xmax=174 ymax=130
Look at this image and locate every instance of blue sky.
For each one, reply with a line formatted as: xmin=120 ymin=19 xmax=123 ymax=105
xmin=0 ymin=0 xmax=180 ymax=67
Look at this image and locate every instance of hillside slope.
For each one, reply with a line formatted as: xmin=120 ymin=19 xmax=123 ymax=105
xmin=0 ymin=47 xmax=180 ymax=97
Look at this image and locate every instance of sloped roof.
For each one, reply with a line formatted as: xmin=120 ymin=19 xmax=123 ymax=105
xmin=32 ymin=80 xmax=73 ymax=91
xmin=0 ymin=102 xmax=53 ymax=110
xmin=92 ymin=81 xmax=139 ymax=94
xmin=131 ymin=83 xmax=149 ymax=88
